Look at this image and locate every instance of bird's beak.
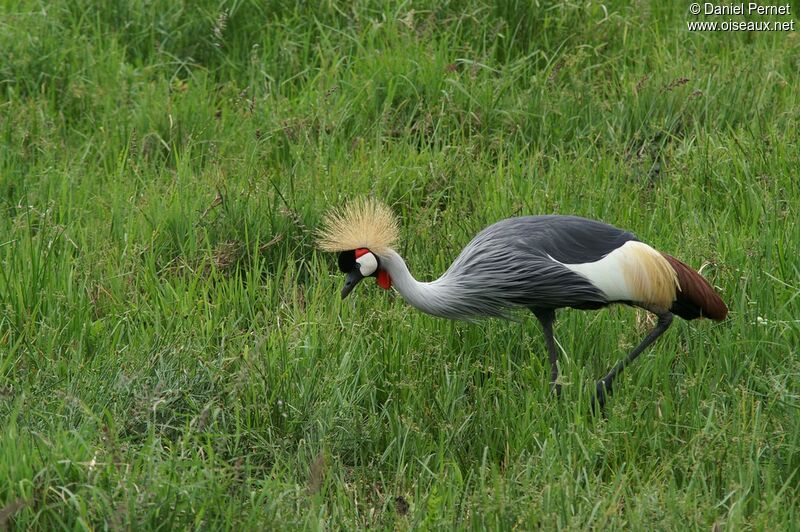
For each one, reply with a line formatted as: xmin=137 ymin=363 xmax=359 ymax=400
xmin=341 ymin=269 xmax=364 ymax=299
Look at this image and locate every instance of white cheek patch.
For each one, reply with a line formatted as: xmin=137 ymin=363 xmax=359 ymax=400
xmin=356 ymin=252 xmax=378 ymax=276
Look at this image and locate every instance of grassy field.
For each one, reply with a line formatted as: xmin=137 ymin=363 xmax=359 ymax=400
xmin=1 ymin=0 xmax=799 ymax=529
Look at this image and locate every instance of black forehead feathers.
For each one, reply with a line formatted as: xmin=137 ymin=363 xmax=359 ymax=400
xmin=337 ymin=250 xmax=355 ymax=272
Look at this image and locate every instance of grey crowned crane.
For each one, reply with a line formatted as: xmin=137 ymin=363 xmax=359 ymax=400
xmin=317 ymin=198 xmax=727 ymax=410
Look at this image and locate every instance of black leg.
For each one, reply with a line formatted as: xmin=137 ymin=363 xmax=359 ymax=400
xmin=592 ymin=311 xmax=674 ymax=413
xmin=533 ymin=309 xmax=561 ymax=396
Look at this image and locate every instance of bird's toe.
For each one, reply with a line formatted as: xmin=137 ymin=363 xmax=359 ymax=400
xmin=590 ymin=380 xmax=612 ymax=415
xmin=551 ymin=382 xmax=562 ymax=398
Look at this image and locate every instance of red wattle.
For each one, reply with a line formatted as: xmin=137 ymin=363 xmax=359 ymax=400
xmin=377 ymin=270 xmax=391 ymax=290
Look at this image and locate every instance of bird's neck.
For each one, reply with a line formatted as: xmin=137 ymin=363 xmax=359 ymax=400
xmin=379 ymin=249 xmax=453 ymax=318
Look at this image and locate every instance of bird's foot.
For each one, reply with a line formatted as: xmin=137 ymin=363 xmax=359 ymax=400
xmin=551 ymin=382 xmax=562 ymax=398
xmin=590 ymin=380 xmax=612 ymax=416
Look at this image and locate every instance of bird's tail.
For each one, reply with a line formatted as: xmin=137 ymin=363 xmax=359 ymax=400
xmin=661 ymin=254 xmax=727 ymax=321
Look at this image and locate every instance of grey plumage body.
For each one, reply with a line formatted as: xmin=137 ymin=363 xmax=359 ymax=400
xmin=380 ymin=216 xmax=632 ymax=320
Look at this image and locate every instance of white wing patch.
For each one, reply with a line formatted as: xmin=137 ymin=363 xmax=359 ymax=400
xmin=557 ymin=241 xmax=679 ymax=309
xmin=560 ymin=246 xmax=634 ymax=302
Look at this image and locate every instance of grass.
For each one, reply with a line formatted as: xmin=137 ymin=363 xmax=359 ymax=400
xmin=1 ymin=0 xmax=799 ymax=528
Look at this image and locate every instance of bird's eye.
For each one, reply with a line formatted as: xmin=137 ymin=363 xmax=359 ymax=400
xmin=355 ymin=251 xmax=378 ymax=276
